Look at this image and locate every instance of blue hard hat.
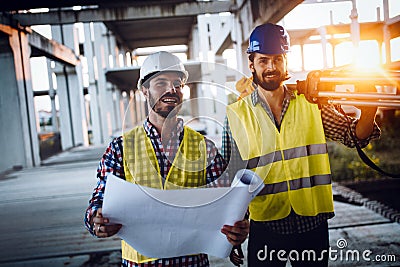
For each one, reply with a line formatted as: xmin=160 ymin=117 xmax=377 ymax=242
xmin=246 ymin=23 xmax=290 ymax=54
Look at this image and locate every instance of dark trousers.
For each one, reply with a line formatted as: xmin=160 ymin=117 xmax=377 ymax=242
xmin=248 ymin=220 xmax=329 ymax=267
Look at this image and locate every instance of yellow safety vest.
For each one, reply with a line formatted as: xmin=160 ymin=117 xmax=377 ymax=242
xmin=226 ymin=93 xmax=334 ymax=222
xmin=121 ymin=125 xmax=207 ymax=263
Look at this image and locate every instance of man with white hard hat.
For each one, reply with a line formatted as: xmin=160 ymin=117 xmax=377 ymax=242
xmin=85 ymin=51 xmax=249 ymax=267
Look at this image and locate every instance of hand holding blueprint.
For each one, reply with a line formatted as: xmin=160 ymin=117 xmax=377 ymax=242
xmin=102 ymin=169 xmax=264 ymax=258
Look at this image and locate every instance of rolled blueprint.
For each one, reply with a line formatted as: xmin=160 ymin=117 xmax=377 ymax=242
xmin=102 ymin=169 xmax=264 ymax=258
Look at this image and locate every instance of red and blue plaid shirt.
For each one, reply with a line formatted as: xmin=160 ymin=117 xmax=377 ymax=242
xmin=85 ymin=118 xmax=226 ymax=267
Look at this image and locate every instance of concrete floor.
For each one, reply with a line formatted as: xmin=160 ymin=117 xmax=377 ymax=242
xmin=0 ymin=145 xmax=399 ymax=267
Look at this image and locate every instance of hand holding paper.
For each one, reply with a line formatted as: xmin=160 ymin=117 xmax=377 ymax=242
xmin=102 ymin=169 xmax=264 ymax=258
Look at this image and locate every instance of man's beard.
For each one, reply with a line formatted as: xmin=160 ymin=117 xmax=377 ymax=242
xmin=253 ymin=70 xmax=285 ymax=91
xmin=148 ymin=91 xmax=182 ymax=118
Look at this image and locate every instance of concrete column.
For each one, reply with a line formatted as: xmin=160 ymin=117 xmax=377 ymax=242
xmin=106 ymin=82 xmax=118 ymax=136
xmin=126 ymin=51 xmax=133 ymax=67
xmin=93 ymin=23 xmax=116 ymax=142
xmin=83 ymin=23 xmax=102 ymax=145
xmin=213 ymin=55 xmax=228 ymax=141
xmin=189 ymin=85 xmax=199 ymax=119
xmin=108 ymin=32 xmax=117 ymax=68
xmin=51 ymin=24 xmax=88 ymax=149
xmin=187 ymin=24 xmax=201 ymax=121
xmin=318 ymin=26 xmax=328 ymax=69
xmin=139 ymin=91 xmax=147 ymax=122
xmin=108 ymin=35 xmax=122 ymax=132
xmin=46 ymin=59 xmax=58 ymax=132
xmin=300 ymin=43 xmax=305 ymax=71
xmin=196 ymin=15 xmax=228 ymax=144
xmin=0 ymin=27 xmax=40 ymax=173
xmin=189 ymin=25 xmax=200 ymax=60
xmin=331 ymin=43 xmax=337 ymax=68
xmin=53 ymin=62 xmax=72 ymax=150
xmin=233 ymin=15 xmax=249 ymax=77
xmin=197 ymin=15 xmax=214 ymax=136
xmin=114 ymin=42 xmax=120 ymax=68
xmin=197 ymin=15 xmax=210 ymax=63
xmin=133 ymin=91 xmax=140 ymax=125
xmin=112 ymin=87 xmax=122 ymax=135
xmin=119 ymin=91 xmax=131 ymax=132
xmin=128 ymin=90 xmax=137 ymax=129
xmin=350 ymin=0 xmax=360 ymax=64
xmin=383 ymin=0 xmax=391 ymax=64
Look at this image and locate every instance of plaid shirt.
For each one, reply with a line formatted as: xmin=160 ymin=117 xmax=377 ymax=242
xmin=85 ymin=118 xmax=226 ymax=267
xmin=222 ymin=87 xmax=381 ymax=234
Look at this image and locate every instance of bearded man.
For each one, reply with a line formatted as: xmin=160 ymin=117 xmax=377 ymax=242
xmin=222 ymin=23 xmax=380 ymax=267
xmin=85 ymin=51 xmax=249 ymax=267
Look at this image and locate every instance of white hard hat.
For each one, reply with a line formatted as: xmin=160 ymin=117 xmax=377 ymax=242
xmin=137 ymin=51 xmax=188 ymax=89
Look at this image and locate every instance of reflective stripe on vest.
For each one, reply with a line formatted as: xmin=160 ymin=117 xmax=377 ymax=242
xmin=258 ymin=174 xmax=331 ymax=195
xmin=226 ymin=93 xmax=334 ymax=221
xmin=121 ymin=125 xmax=207 ymax=263
xmin=246 ymin=143 xmax=327 ymax=169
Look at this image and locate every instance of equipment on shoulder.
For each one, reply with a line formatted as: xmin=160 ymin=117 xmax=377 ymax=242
xmin=295 ymin=67 xmax=400 ymax=109
xmin=294 ymin=66 xmax=400 ymax=178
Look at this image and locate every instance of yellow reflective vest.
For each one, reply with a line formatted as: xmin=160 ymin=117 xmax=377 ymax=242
xmin=226 ymin=93 xmax=334 ymax=222
xmin=121 ymin=125 xmax=207 ymax=263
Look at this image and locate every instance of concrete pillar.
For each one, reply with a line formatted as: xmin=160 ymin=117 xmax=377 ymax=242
xmin=196 ymin=15 xmax=228 ymax=143
xmin=187 ymin=24 xmax=201 ymax=120
xmin=93 ymin=23 xmax=117 ymax=142
xmin=108 ymin=32 xmax=119 ymax=69
xmin=213 ymin=55 xmax=228 ymax=140
xmin=318 ymin=26 xmax=328 ymax=69
xmin=108 ymin=35 xmax=123 ymax=132
xmin=133 ymin=91 xmax=140 ymax=125
xmin=83 ymin=23 xmax=102 ymax=145
xmin=46 ymin=59 xmax=58 ymax=132
xmin=126 ymin=51 xmax=133 ymax=67
xmin=233 ymin=16 xmax=249 ymax=77
xmin=350 ymin=0 xmax=360 ymax=64
xmin=140 ymin=91 xmax=147 ymax=122
xmin=119 ymin=91 xmax=130 ymax=131
xmin=197 ymin=15 xmax=214 ymax=136
xmin=189 ymin=25 xmax=200 ymax=60
xmin=0 ymin=27 xmax=40 ymax=173
xmin=128 ymin=90 xmax=137 ymax=129
xmin=189 ymin=85 xmax=199 ymax=119
xmin=300 ymin=43 xmax=305 ymax=71
xmin=383 ymin=0 xmax=391 ymax=64
xmin=331 ymin=43 xmax=337 ymax=68
xmin=53 ymin=62 xmax=72 ymax=149
xmin=116 ymin=43 xmax=124 ymax=67
xmin=197 ymin=16 xmax=210 ymax=63
xmin=51 ymin=24 xmax=88 ymax=149
xmin=112 ymin=87 xmax=122 ymax=135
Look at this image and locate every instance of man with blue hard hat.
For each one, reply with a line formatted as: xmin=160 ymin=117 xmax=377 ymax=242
xmin=222 ymin=23 xmax=381 ymax=266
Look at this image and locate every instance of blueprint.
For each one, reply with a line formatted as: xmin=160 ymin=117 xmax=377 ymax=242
xmin=102 ymin=169 xmax=264 ymax=258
